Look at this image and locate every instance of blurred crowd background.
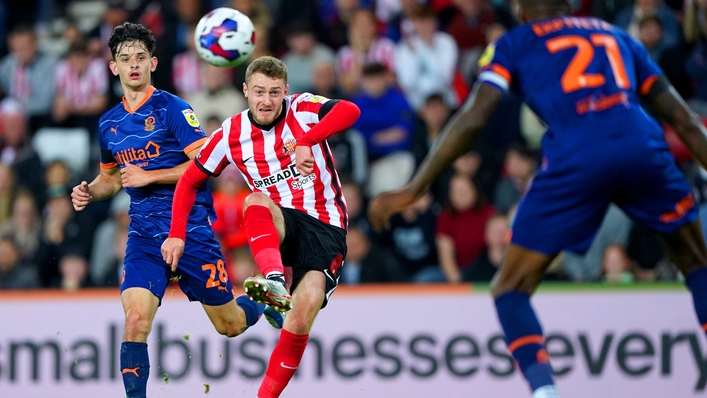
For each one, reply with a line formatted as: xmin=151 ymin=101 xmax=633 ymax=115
xmin=1 ymin=0 xmax=706 ymax=291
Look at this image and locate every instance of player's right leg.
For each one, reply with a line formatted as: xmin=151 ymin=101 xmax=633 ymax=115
xmin=120 ymin=287 xmax=160 ymax=398
xmin=492 ymin=245 xmax=560 ymax=398
xmin=658 ymin=220 xmax=707 ymax=336
xmin=242 ymin=192 xmax=292 ymax=312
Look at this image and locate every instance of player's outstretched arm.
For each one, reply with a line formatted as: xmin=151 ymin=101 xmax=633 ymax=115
xmin=648 ymin=76 xmax=707 ymax=170
xmin=368 ymin=83 xmax=502 ymax=230
xmin=71 ymin=166 xmax=122 ymax=211
xmin=162 ymin=159 xmax=211 ymax=271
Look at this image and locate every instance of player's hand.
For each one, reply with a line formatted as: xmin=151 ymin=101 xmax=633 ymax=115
xmin=71 ymin=181 xmax=92 ymax=211
xmin=121 ymin=164 xmax=152 ymax=188
xmin=161 ymin=238 xmax=185 ymax=272
xmin=368 ymin=187 xmax=418 ymax=231
xmin=295 ymin=145 xmax=315 ymax=176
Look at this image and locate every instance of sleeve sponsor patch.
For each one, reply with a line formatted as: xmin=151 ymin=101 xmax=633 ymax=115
xmin=182 ymin=109 xmax=200 ymax=127
xmin=306 ymin=95 xmax=327 ymax=103
xmin=478 ymin=43 xmax=496 ymax=68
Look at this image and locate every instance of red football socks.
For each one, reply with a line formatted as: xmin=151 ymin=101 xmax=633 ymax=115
xmin=244 ymin=205 xmax=284 ymax=277
xmin=258 ymin=330 xmax=309 ymax=398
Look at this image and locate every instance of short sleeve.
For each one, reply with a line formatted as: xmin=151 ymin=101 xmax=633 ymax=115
xmin=291 ymin=93 xmax=331 ymax=125
xmin=622 ymin=30 xmax=663 ymax=96
xmin=166 ymin=96 xmax=208 ymax=154
xmin=477 ymin=35 xmax=515 ymax=93
xmin=97 ymin=123 xmax=118 ymax=169
xmin=195 ymin=127 xmax=230 ymax=177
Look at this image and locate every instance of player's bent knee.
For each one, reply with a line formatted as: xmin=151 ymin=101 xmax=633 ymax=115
xmin=212 ymin=319 xmax=246 ymax=337
xmin=124 ymin=310 xmax=153 ymax=340
xmin=244 ymin=192 xmax=271 ymax=209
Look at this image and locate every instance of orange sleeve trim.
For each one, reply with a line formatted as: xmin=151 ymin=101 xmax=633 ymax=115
xmin=100 ymin=162 xmax=118 ymax=169
xmin=507 ymin=335 xmax=544 ymax=353
xmin=640 ymin=75 xmax=658 ymax=96
xmin=702 ymin=322 xmax=707 ymax=332
xmin=490 ymin=64 xmax=512 ymax=83
xmin=184 ymin=137 xmax=207 ymax=154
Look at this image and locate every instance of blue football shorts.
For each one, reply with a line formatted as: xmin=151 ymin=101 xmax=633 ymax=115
xmin=121 ymin=227 xmax=234 ymax=306
xmin=511 ymin=138 xmax=698 ymax=255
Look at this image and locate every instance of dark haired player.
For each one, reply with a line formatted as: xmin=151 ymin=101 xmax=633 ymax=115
xmin=369 ymin=0 xmax=707 ymax=396
xmin=70 ymin=22 xmax=280 ymax=398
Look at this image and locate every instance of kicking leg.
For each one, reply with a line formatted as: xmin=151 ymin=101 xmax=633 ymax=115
xmin=121 ymin=287 xmax=159 ymax=398
xmin=202 ymin=294 xmax=267 ymax=337
xmin=491 ymin=244 xmax=560 ymax=398
xmin=659 ymin=220 xmax=707 ymax=335
xmin=258 ymin=271 xmax=325 ymax=398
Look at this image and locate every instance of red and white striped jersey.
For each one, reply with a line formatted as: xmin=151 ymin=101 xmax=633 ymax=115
xmin=54 ymin=58 xmax=108 ymax=109
xmin=196 ymin=93 xmax=348 ymax=231
xmin=335 ymin=37 xmax=396 ymax=75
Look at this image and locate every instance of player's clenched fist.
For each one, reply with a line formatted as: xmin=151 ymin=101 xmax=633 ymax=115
xmin=295 ymin=145 xmax=314 ymax=176
xmin=71 ymin=181 xmax=92 ymax=211
xmin=161 ymin=237 xmax=185 ymax=272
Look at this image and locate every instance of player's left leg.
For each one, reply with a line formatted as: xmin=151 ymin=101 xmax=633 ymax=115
xmin=658 ymin=220 xmax=707 ymax=337
xmin=491 ymin=245 xmax=560 ymax=398
xmin=258 ymin=270 xmax=325 ymax=398
xmin=202 ymin=295 xmax=270 ymax=337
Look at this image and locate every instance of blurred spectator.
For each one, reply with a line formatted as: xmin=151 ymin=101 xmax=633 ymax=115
xmin=0 ymin=24 xmax=56 ymax=131
xmin=226 ymin=246 xmax=259 ymax=286
xmin=282 ymin=22 xmax=335 ymax=94
xmin=351 ymin=63 xmax=416 ymax=197
xmin=436 ymin=174 xmax=496 ymax=282
xmin=306 ymin=61 xmax=345 ymax=99
xmin=88 ymin=0 xmax=131 ymax=60
xmin=614 ymin=0 xmax=679 ymax=54
xmin=52 ymin=39 xmax=108 ymax=137
xmin=412 ymin=93 xmax=453 ymax=166
xmin=231 ymin=0 xmax=273 ymax=29
xmin=562 ymin=204 xmax=633 ymax=282
xmin=34 ymin=186 xmax=93 ymax=287
xmin=439 ymin=0 xmax=515 ymax=78
xmin=0 ymin=236 xmax=39 ymax=289
xmin=0 ymin=164 xmax=15 ymax=226
xmin=341 ymin=180 xmax=370 ymax=233
xmin=203 ymin=114 xmax=223 ymax=135
xmin=211 ymin=166 xmax=250 ymax=252
xmin=172 ymin=24 xmax=205 ymax=99
xmin=56 ymin=254 xmax=91 ymax=291
xmin=378 ymin=193 xmax=445 ymax=283
xmin=233 ymin=22 xmax=273 ymax=84
xmin=45 ymin=160 xmax=71 ymax=196
xmin=336 ymin=8 xmax=396 ymax=94
xmin=684 ymin=0 xmax=707 ymax=43
xmin=90 ymin=191 xmax=130 ymax=287
xmin=686 ymin=41 xmax=707 ymax=111
xmin=319 ymin=0 xmax=362 ymax=51
xmin=174 ymin=0 xmax=206 ymax=54
xmin=326 ymin=127 xmax=369 ymax=185
xmin=0 ymin=190 xmax=41 ymax=261
xmin=463 ymin=213 xmax=508 ymax=282
xmin=395 ymin=5 xmax=458 ymax=110
xmin=493 ymin=143 xmax=537 ymax=215
xmin=638 ymin=16 xmax=666 ymax=62
xmin=0 ymin=99 xmax=46 ymax=208
xmin=342 ymin=226 xmax=409 ymax=284
xmin=187 ymin=64 xmax=246 ymax=124
xmin=384 ymin=0 xmax=423 ymax=42
xmin=602 ymin=244 xmax=635 ymax=284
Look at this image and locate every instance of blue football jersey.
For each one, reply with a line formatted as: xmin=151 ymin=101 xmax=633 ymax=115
xmin=98 ymin=87 xmax=215 ymax=238
xmin=478 ymin=17 xmax=665 ymax=154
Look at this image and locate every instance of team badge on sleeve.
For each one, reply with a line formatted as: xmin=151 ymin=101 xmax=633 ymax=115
xmin=306 ymin=95 xmax=326 ymax=103
xmin=182 ymin=109 xmax=200 ymax=127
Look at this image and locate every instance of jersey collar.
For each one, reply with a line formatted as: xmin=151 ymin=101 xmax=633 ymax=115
xmin=122 ymin=85 xmax=156 ymax=114
xmin=247 ymin=100 xmax=287 ymax=131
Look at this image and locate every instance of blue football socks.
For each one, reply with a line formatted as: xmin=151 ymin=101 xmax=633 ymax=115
xmin=686 ymin=267 xmax=707 ymax=335
xmin=236 ymin=294 xmax=266 ymax=328
xmin=495 ymin=291 xmax=555 ymax=393
xmin=121 ymin=341 xmax=149 ymax=398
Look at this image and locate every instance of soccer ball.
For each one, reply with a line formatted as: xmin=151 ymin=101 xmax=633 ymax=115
xmin=194 ymin=7 xmax=255 ymax=68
